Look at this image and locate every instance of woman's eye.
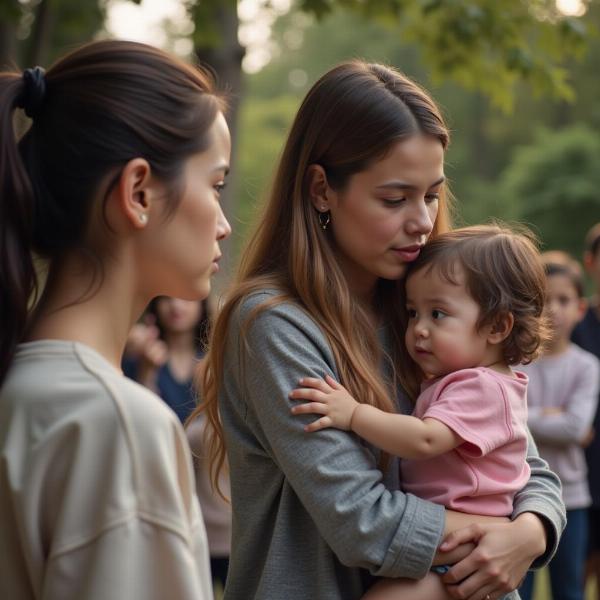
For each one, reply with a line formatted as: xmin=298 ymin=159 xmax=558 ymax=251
xmin=431 ymin=309 xmax=446 ymax=319
xmin=214 ymin=182 xmax=227 ymax=194
xmin=382 ymin=197 xmax=406 ymax=206
xmin=425 ymin=193 xmax=440 ymax=203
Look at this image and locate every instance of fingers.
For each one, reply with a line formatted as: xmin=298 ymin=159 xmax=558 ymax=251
xmin=324 ymin=374 xmax=342 ymax=390
xmin=290 ymin=402 xmax=328 ymax=416
xmin=289 ymin=388 xmax=328 ymax=403
xmin=443 ymin=551 xmax=512 ymax=599
xmin=304 ymin=416 xmax=333 ymax=432
xmin=440 ymin=524 xmax=485 ymax=552
xmin=145 ymin=339 xmax=169 ymax=367
xmin=297 ymin=377 xmax=333 ymax=393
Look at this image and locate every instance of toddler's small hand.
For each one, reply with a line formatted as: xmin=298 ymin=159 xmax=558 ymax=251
xmin=289 ymin=375 xmax=359 ymax=432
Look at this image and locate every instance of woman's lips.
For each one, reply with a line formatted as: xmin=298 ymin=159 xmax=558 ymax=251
xmin=392 ymin=245 xmax=422 ymax=262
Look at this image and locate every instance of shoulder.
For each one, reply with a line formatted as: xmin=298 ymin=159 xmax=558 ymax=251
xmin=3 ymin=340 xmax=181 ymax=451
xmin=1 ymin=342 xmax=195 ymax=546
xmin=425 ymin=368 xmax=518 ymax=409
xmin=232 ymin=289 xmax=331 ymax=350
xmin=433 ymin=367 xmax=501 ymax=391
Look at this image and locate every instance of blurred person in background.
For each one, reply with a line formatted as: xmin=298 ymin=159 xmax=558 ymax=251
xmin=572 ymin=223 xmax=600 ymax=594
xmin=520 ymin=253 xmax=600 ymax=600
xmin=124 ymin=296 xmax=232 ymax=592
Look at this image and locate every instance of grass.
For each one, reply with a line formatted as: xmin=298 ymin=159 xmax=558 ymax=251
xmin=531 ymin=568 xmax=597 ymax=599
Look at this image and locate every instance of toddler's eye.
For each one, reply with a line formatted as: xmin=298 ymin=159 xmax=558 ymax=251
xmin=431 ymin=309 xmax=446 ymax=320
xmin=407 ymin=308 xmax=417 ymax=319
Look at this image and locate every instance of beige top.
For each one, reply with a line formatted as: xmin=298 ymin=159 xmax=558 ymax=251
xmin=0 ymin=340 xmax=213 ymax=600
xmin=186 ymin=415 xmax=232 ymax=557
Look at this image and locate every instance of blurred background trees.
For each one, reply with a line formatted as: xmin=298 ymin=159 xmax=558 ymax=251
xmin=2 ymin=0 xmax=599 ymax=283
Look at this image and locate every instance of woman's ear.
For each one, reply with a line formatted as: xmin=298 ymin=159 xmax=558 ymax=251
xmin=487 ymin=312 xmax=515 ymax=346
xmin=116 ymin=158 xmax=155 ymax=229
xmin=306 ymin=164 xmax=332 ymax=212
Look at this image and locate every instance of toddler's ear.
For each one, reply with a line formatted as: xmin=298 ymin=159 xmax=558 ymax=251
xmin=488 ymin=312 xmax=514 ymax=345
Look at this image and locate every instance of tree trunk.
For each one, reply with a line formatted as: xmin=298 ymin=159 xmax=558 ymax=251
xmin=0 ymin=1 xmax=20 ymax=70
xmin=194 ymin=3 xmax=245 ymax=292
xmin=24 ymin=0 xmax=54 ymax=68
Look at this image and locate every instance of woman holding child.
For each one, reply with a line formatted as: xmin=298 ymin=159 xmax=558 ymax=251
xmin=194 ymin=61 xmax=565 ymax=600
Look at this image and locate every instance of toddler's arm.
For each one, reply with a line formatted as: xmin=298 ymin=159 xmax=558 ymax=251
xmin=290 ymin=376 xmax=462 ymax=459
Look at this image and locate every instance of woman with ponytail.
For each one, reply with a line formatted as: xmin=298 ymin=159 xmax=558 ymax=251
xmin=193 ymin=61 xmax=565 ymax=600
xmin=0 ymin=41 xmax=231 ymax=599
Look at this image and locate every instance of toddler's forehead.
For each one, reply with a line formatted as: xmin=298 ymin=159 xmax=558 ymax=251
xmin=406 ymin=259 xmax=466 ymax=290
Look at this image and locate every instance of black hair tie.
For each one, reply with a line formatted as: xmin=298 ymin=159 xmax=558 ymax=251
xmin=17 ymin=66 xmax=47 ymax=119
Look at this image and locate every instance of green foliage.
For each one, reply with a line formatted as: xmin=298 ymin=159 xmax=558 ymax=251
xmin=4 ymin=0 xmax=107 ymax=67
xmin=188 ymin=0 xmax=236 ymax=49
xmin=235 ymin=94 xmax=301 ymax=250
xmin=45 ymin=0 xmax=105 ymax=62
xmin=238 ymin=2 xmax=600 ymax=261
xmin=298 ymin=0 xmax=590 ymax=111
xmin=0 ymin=0 xmax=22 ymax=21
xmin=500 ymin=125 xmax=600 ymax=256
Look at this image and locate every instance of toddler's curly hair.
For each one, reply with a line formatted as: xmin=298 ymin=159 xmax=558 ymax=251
xmin=405 ymin=223 xmax=550 ymax=365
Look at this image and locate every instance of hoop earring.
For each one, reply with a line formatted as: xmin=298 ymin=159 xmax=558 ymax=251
xmin=318 ymin=211 xmax=330 ymax=230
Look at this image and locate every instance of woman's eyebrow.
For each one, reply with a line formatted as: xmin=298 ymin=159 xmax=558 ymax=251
xmin=212 ymin=163 xmax=230 ymax=175
xmin=375 ymin=176 xmax=446 ymax=191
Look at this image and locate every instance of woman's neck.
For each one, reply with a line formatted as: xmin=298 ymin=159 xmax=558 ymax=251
xmin=335 ymin=251 xmax=378 ymax=306
xmin=26 ymin=252 xmax=148 ymax=369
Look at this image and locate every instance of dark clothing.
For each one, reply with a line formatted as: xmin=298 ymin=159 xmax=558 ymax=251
xmin=573 ymin=306 xmax=600 ymax=506
xmin=122 ymin=357 xmax=197 ymax=423
xmin=520 ymin=508 xmax=588 ymax=600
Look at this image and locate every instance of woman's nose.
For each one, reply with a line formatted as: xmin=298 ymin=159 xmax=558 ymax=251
xmin=216 ymin=203 xmax=232 ymax=241
xmin=405 ymin=198 xmax=435 ymax=237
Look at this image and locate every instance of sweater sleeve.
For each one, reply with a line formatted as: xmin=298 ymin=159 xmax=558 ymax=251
xmin=527 ymin=357 xmax=600 ymax=446
xmin=510 ymin=430 xmax=566 ymax=569
xmin=228 ymin=294 xmax=445 ymax=579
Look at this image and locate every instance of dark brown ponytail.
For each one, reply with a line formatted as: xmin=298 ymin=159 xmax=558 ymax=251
xmin=0 ymin=73 xmax=37 ymax=385
xmin=0 ymin=40 xmax=224 ymax=386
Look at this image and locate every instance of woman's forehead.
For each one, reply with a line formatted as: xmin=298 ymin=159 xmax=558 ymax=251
xmin=356 ymin=135 xmax=445 ymax=188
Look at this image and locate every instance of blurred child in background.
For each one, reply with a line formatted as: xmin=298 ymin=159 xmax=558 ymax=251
xmin=124 ymin=297 xmax=232 ymax=592
xmin=572 ymin=223 xmax=600 ymax=594
xmin=520 ymin=252 xmax=600 ymax=600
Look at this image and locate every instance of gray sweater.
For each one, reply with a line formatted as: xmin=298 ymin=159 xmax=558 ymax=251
xmin=220 ymin=291 xmax=566 ymax=600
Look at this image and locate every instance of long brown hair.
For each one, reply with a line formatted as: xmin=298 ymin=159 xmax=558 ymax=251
xmin=194 ymin=61 xmax=451 ymax=493
xmin=0 ymin=40 xmax=223 ymax=386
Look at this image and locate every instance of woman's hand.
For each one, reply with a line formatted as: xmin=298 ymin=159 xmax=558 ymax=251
xmin=289 ymin=375 xmax=359 ymax=432
xmin=125 ymin=318 xmax=168 ymax=391
xmin=439 ymin=513 xmax=546 ymax=600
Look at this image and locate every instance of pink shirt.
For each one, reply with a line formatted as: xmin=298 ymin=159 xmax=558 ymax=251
xmin=401 ymin=367 xmax=531 ymax=516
